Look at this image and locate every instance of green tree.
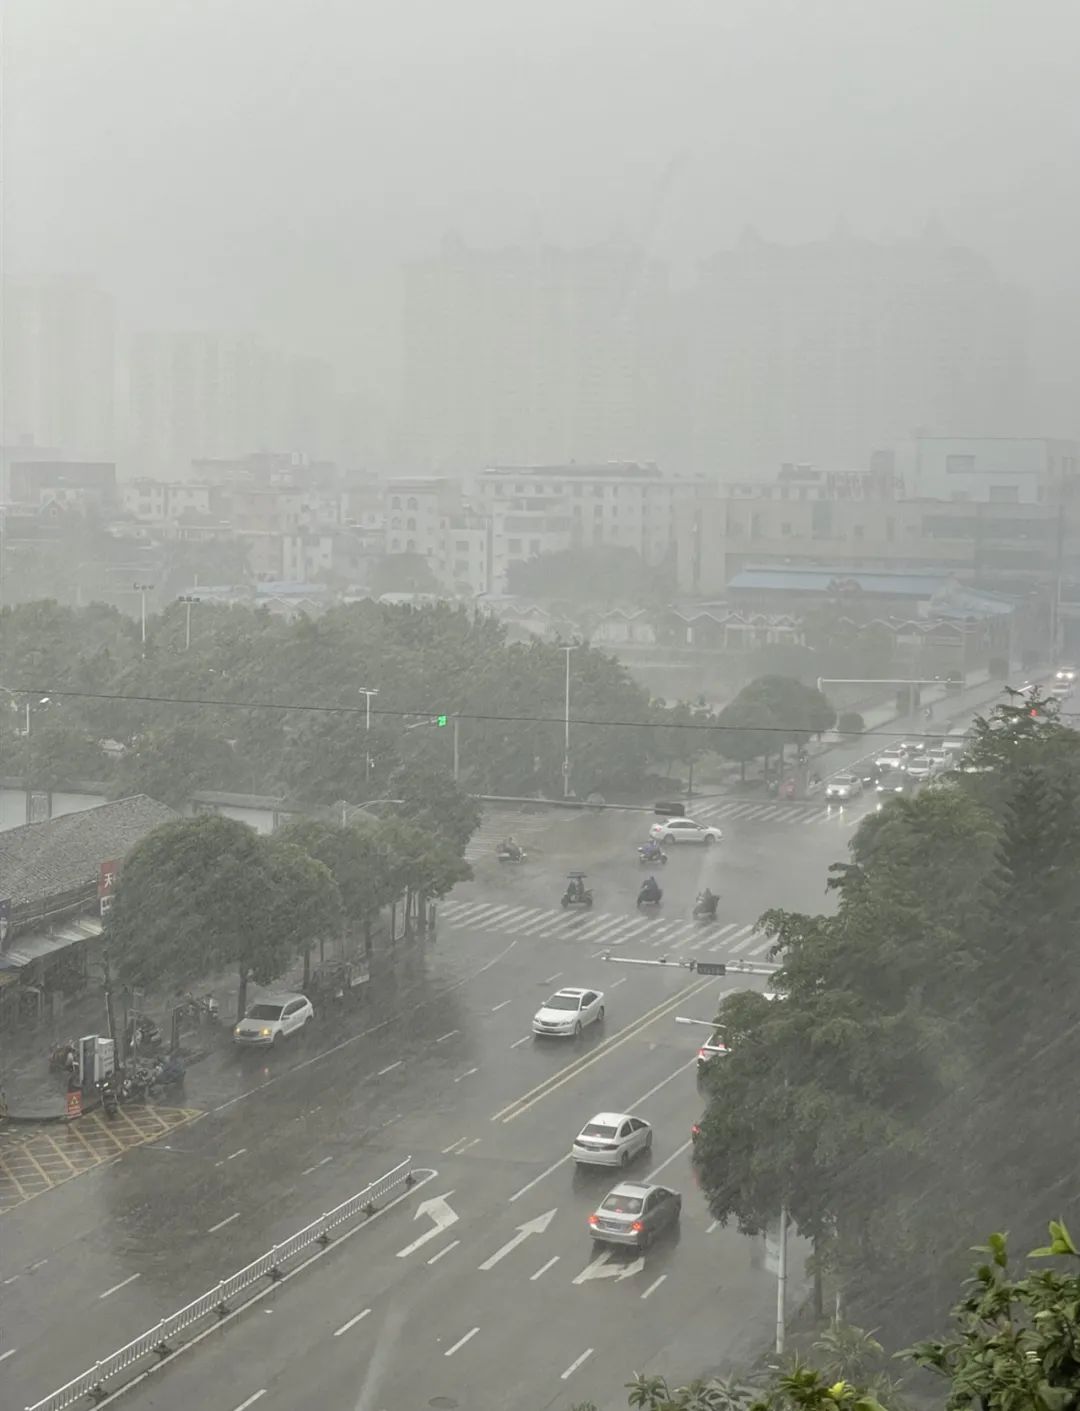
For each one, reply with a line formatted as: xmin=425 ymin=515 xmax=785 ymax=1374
xmin=111 ymin=723 xmax=246 ymax=810
xmin=276 ymin=817 xmax=400 ymax=950
xmin=108 ymin=815 xmax=341 ymax=1019
xmin=377 ymin=815 xmax=471 ymax=932
xmin=714 ymin=695 xmax=779 ymax=780
xmin=388 ymin=760 xmax=481 ymax=854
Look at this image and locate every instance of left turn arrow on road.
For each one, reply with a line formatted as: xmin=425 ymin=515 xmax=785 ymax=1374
xmin=395 ymin=1192 xmax=460 ymax=1258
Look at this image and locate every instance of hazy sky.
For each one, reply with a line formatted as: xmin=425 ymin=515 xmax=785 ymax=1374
xmin=5 ymin=0 xmax=1080 ymax=375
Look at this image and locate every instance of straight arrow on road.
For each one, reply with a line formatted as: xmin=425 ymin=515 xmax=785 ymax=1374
xmin=396 ymin=1192 xmax=459 ymax=1259
xmin=571 ymin=1249 xmax=646 ymax=1284
xmin=478 ymin=1209 xmax=557 ymax=1271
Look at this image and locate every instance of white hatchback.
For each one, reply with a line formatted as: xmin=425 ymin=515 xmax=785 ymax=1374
xmin=572 ymin=1112 xmax=653 ymax=1168
xmin=233 ymin=993 xmax=314 ymax=1047
xmin=649 ymin=817 xmax=723 ymax=845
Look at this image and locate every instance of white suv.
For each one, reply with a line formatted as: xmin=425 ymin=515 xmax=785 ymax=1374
xmin=233 ymin=993 xmax=314 ymax=1047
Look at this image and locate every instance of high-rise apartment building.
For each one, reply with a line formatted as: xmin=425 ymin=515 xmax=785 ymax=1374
xmin=1 ymin=277 xmax=116 ymax=457
xmin=689 ymin=228 xmax=1027 ymax=477
xmin=401 ymin=237 xmax=668 ymax=472
xmin=128 ymin=331 xmax=335 ymax=475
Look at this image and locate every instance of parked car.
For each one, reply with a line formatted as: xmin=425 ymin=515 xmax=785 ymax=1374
xmin=233 ymin=993 xmax=314 ymax=1047
xmin=649 ymin=817 xmax=723 ymax=845
xmin=572 ymin=1112 xmax=653 ymax=1168
xmin=587 ymin=1181 xmax=682 ymax=1248
xmin=825 ymin=772 xmax=863 ymax=802
xmin=532 ymin=987 xmax=605 ymax=1039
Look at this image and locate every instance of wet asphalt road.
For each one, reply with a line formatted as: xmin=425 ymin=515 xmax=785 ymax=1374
xmin=2 ymin=789 xmax=878 ymax=1411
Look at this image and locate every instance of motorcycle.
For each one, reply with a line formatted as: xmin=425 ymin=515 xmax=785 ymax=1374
xmin=561 ymin=871 xmax=594 ymax=909
xmin=637 ymin=880 xmax=663 ymax=909
xmin=693 ymin=891 xmax=720 ymax=920
xmin=98 ymin=1076 xmax=120 ymax=1119
xmin=637 ymin=843 xmax=668 ymax=866
xmin=148 ymin=1053 xmax=186 ymax=1095
xmin=496 ymin=844 xmax=526 ymax=863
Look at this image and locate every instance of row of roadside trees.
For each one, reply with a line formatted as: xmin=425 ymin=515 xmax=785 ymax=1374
xmin=0 ymin=599 xmax=836 ymax=806
xmin=107 ymin=762 xmax=479 ymax=1019
xmin=689 ymin=687 xmax=1080 ymax=1358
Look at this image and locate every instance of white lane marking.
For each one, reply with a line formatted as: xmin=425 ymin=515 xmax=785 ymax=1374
xmin=231 ymin=1394 xmax=266 ymax=1411
xmin=610 ymin=976 xmax=627 ymax=988
xmin=491 ymin=1000 xmax=512 ymax=1012
xmin=226 ymin=1148 xmax=247 ymax=1160
xmin=441 ymin=1137 xmax=467 ymax=1155
xmin=0 ymin=1348 xmax=16 ymax=1363
xmin=509 ymin=1153 xmax=572 ymax=1204
xmin=207 ymin=1212 xmax=240 ymax=1233
xmin=541 ymin=972 xmax=562 ymax=985
xmin=641 ymin=1274 xmax=668 ymax=1300
xmin=644 ymin=1136 xmax=694 ymax=1181
xmin=454 ymin=1067 xmax=479 ymax=1082
xmin=2 ymin=1276 xmax=18 ymax=1285
xmin=446 ymin=902 xmax=502 ymax=924
xmin=477 ymin=906 xmax=537 ymax=929
xmin=510 ymin=1035 xmax=531 ymax=1049
xmin=460 ymin=1137 xmax=482 ymax=1153
xmin=628 ymin=1058 xmax=697 ymax=1112
xmin=444 ymin=1326 xmax=480 ymax=1357
xmin=501 ymin=908 xmax=550 ymax=931
xmin=707 ymin=1220 xmax=719 ymax=1233
xmin=28 ymin=1259 xmax=48 ymax=1271
xmin=99 ymin=1272 xmax=141 ymax=1300
xmin=436 ymin=1029 xmax=460 ymax=1043
xmin=334 ymin=1308 xmax=371 ymax=1336
xmin=301 ymin=1155 xmax=333 ymax=1175
xmin=378 ymin=1060 xmax=403 ymax=1075
xmin=561 ymin=1348 xmax=594 ymax=1379
xmin=729 ymin=927 xmax=759 ymax=953
xmin=555 ymin=910 xmax=614 ymax=938
xmin=427 ymin=1239 xmax=461 ymax=1265
xmin=478 ymin=1208 xmax=557 ymax=1270
xmin=396 ymin=1193 xmax=459 ymax=1258
xmin=530 ymin=1255 xmax=560 ymax=1281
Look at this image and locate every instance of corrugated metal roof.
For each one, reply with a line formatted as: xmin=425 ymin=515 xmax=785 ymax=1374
xmin=3 ymin=916 xmax=104 ymax=967
xmin=728 ymin=568 xmax=953 ymax=595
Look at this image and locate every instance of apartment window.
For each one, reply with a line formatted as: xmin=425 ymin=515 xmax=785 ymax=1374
xmin=391 ymin=516 xmax=401 ymax=529
xmin=594 ymin=505 xmax=603 ymax=518
xmin=406 ymin=539 xmax=416 ymax=552
xmin=407 ymin=496 xmax=418 ymax=510
xmin=391 ymin=496 xmax=401 ymax=509
xmin=573 ymin=484 xmax=583 ymax=496
xmin=406 ymin=517 xmax=416 ymax=530
xmin=989 ymin=485 xmax=1020 ymax=503
xmin=390 ymin=537 xmax=401 ymax=551
xmin=514 ymin=484 xmax=526 ymax=495
xmin=946 ymin=454 xmax=975 ymax=475
xmin=508 ymin=538 xmax=522 ymax=554
xmin=455 ymin=539 xmax=469 ymax=552
xmin=750 ymin=513 xmax=761 ymax=538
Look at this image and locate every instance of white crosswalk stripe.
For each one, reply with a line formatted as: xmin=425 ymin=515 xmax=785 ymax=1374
xmin=686 ymin=797 xmax=861 ymax=828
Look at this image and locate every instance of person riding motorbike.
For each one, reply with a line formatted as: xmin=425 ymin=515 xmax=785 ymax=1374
xmin=639 ymin=838 xmax=663 ymax=861
xmin=638 ymin=875 xmax=662 ymax=905
xmin=567 ymin=875 xmax=586 ymax=903
xmin=498 ymin=837 xmax=523 ymax=861
xmin=696 ymin=886 xmax=719 ymax=917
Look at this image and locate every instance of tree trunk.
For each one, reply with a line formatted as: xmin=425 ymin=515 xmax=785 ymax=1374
xmin=236 ymin=969 xmax=249 ymax=1023
xmin=812 ymin=1240 xmax=824 ymax=1321
xmin=417 ymin=891 xmax=428 ymax=932
xmin=302 ymin=945 xmax=311 ymax=989
xmin=404 ymin=888 xmax=413 ymax=936
xmin=363 ymin=913 xmax=373 ymax=956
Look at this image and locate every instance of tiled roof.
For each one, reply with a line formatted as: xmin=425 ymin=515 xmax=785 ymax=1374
xmin=0 ymin=795 xmax=178 ymax=908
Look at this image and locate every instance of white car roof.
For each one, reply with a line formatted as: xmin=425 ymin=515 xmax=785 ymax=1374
xmin=584 ymin=1111 xmax=633 ymax=1127
xmin=553 ymin=986 xmax=589 ymax=998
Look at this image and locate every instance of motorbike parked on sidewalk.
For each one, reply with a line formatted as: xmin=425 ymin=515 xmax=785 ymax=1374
xmin=98 ymin=1075 xmax=120 ymax=1119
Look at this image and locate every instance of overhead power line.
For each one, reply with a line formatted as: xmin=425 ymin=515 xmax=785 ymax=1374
xmin=0 ymin=683 xmax=1002 ymax=743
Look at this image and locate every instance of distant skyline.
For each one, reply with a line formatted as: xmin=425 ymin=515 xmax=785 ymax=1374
xmin=5 ymin=0 xmax=1079 ymax=407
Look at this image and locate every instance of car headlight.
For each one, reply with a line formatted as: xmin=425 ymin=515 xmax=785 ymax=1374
xmin=260 ymin=1027 xmax=272 ymax=1037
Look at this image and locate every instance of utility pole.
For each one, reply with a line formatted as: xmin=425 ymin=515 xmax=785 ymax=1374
xmin=775 ymin=1204 xmax=789 ymax=1354
xmin=452 ymin=715 xmax=460 ymax=782
xmin=562 ymin=645 xmax=576 ymax=799
xmin=178 ymin=594 xmax=200 ymax=650
xmin=358 ymin=686 xmax=378 ymax=783
xmin=134 ymin=582 xmax=155 ymax=648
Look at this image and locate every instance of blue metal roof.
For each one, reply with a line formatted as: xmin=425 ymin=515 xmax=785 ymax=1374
xmin=728 ymin=567 xmax=952 ymax=596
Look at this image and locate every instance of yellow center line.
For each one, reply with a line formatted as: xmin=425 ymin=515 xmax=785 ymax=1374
xmin=492 ymin=972 xmax=718 ymax=1125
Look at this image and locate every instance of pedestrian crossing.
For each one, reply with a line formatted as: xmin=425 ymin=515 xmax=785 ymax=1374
xmin=465 ymin=813 xmax=560 ymax=862
xmin=436 ymin=898 xmax=774 ymax=959
xmin=685 ymin=798 xmax=863 ymax=828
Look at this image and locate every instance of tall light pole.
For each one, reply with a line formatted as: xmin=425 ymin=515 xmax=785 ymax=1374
xmin=562 ymin=645 xmax=576 ymax=799
xmin=178 ymin=594 xmax=200 ymax=651
xmin=358 ymin=686 xmax=378 ymax=783
xmin=134 ymin=582 xmax=155 ymax=647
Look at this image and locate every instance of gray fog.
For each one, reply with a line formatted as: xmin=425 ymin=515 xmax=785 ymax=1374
xmin=6 ymin=0 xmax=1080 ymax=409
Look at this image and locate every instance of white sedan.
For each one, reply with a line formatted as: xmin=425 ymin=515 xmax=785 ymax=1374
xmin=572 ymin=1112 xmax=653 ymax=1168
xmin=532 ymin=987 xmax=605 ymax=1038
xmin=824 ymin=772 xmax=863 ymax=801
xmin=649 ymin=817 xmax=723 ymax=845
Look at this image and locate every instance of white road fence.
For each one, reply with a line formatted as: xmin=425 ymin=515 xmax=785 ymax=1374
xmin=25 ymin=1157 xmax=417 ymax=1411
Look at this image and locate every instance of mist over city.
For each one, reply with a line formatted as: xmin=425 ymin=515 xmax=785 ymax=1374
xmin=2 ymin=5 xmax=1079 ymax=1411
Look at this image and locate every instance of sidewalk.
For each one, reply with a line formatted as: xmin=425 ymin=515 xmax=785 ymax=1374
xmin=0 ymin=922 xmax=400 ymax=1122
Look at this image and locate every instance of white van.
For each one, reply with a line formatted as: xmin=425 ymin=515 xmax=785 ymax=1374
xmin=942 ymin=735 xmax=967 ymax=758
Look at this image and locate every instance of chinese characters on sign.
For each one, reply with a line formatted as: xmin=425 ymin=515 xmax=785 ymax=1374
xmin=98 ymin=860 xmax=119 ymax=917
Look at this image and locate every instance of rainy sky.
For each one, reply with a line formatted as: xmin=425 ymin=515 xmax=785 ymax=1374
xmin=5 ymin=0 xmax=1080 ymax=386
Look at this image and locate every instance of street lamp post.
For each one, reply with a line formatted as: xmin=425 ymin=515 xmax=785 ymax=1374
xmin=177 ymin=594 xmax=200 ymax=650
xmin=358 ymin=686 xmax=378 ymax=782
xmin=134 ymin=583 xmax=155 ymax=647
xmin=562 ymin=645 xmax=576 ymax=799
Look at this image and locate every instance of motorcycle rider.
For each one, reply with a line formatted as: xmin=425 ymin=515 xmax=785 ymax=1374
xmin=638 ymin=874 xmax=662 ymax=904
xmin=696 ymin=887 xmax=719 ymax=917
xmin=639 ymin=838 xmax=663 ymax=861
xmin=499 ymin=836 xmax=522 ymax=860
xmin=566 ymin=875 xmax=585 ymax=903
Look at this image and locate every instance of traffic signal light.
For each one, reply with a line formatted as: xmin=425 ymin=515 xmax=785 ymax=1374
xmin=437 ymin=714 xmax=448 ymax=727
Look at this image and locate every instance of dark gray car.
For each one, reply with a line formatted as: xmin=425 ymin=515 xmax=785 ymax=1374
xmin=587 ymin=1181 xmax=682 ymax=1249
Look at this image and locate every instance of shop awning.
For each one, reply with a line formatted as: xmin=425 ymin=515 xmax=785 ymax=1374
xmin=2 ymin=916 xmax=104 ymax=968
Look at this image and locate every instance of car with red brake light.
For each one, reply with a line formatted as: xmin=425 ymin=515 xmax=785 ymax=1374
xmin=587 ymin=1181 xmax=682 ymax=1248
xmin=696 ymin=1030 xmax=728 ymax=1071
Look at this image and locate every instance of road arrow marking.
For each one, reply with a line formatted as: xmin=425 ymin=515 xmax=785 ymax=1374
xmin=395 ymin=1191 xmax=459 ymax=1258
xmin=478 ymin=1208 xmax=557 ymax=1270
xmin=572 ymin=1250 xmax=646 ymax=1284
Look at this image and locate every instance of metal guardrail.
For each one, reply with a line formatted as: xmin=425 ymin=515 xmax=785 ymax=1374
xmin=25 ymin=1156 xmax=416 ymax=1411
